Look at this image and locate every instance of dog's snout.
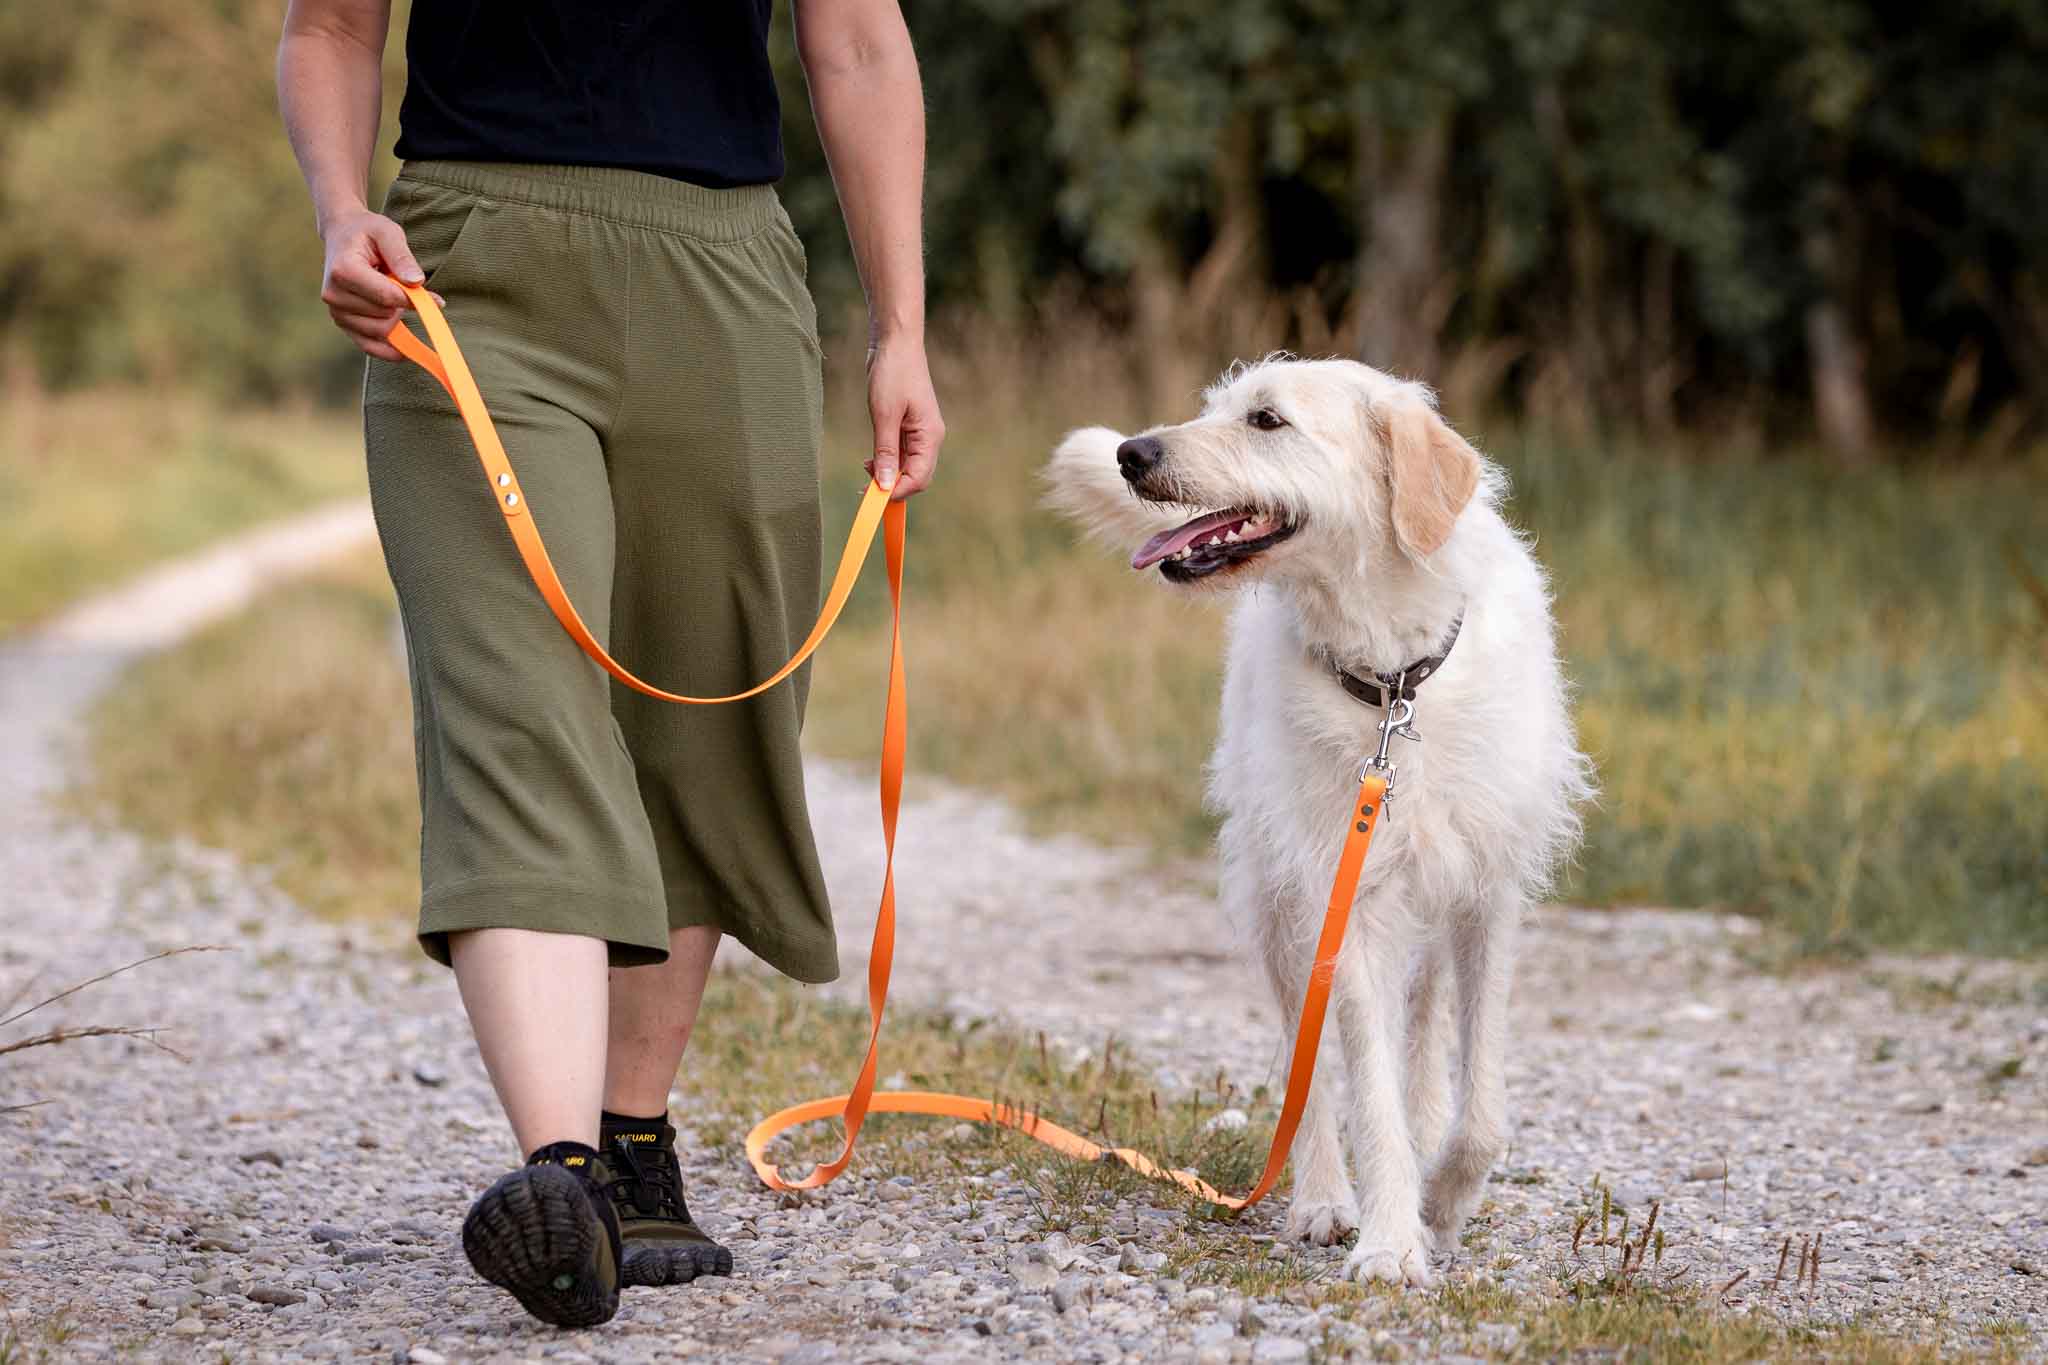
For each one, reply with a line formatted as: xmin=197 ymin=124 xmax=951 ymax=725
xmin=1117 ymin=436 xmax=1165 ymax=482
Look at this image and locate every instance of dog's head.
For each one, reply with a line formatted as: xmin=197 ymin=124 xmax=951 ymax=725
xmin=1053 ymin=357 xmax=1485 ymax=593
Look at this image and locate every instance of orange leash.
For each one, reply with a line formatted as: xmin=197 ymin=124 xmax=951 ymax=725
xmin=385 ymin=285 xmax=1388 ymax=1210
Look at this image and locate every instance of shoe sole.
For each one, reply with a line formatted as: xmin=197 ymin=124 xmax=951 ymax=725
xmin=622 ymin=1240 xmax=735 ymax=1287
xmin=462 ymin=1165 xmax=620 ymax=1327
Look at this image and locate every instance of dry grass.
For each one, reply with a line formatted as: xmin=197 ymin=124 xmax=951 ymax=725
xmin=801 ymin=320 xmax=2048 ymax=956
xmin=60 ymin=350 xmax=2047 ymax=962
xmin=0 ymin=382 xmax=362 ymax=634
xmin=76 ymin=551 xmax=418 ymax=923
xmin=0 ymin=947 xmax=224 ymax=1081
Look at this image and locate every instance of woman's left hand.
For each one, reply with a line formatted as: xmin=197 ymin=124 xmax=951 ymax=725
xmin=866 ymin=337 xmax=945 ymax=500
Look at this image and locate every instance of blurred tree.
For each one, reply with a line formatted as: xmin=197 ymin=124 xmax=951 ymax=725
xmin=3 ymin=0 xmax=2043 ymax=453
xmin=0 ymin=0 xmax=405 ymax=399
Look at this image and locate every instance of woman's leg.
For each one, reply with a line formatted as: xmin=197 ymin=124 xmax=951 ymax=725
xmin=452 ymin=928 xmax=611 ymax=1154
xmin=603 ymin=925 xmax=721 ymax=1118
xmin=593 ymin=184 xmax=832 ymax=1288
xmin=365 ymin=164 xmax=674 ymax=1326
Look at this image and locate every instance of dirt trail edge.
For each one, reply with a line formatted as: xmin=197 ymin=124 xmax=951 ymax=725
xmin=1 ymin=503 xmax=2041 ymax=1363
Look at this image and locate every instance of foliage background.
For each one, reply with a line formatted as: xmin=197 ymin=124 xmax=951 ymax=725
xmin=4 ymin=0 xmax=2047 ymax=457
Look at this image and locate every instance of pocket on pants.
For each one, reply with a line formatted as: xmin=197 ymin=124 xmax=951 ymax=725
xmin=384 ymin=177 xmax=491 ymax=295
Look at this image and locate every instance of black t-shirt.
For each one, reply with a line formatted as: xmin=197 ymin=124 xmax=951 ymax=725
xmin=393 ymin=1 xmax=784 ymax=188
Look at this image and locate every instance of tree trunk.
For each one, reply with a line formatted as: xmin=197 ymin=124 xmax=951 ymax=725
xmin=1802 ymin=191 xmax=1875 ymax=465
xmin=1354 ymin=107 xmax=1450 ymax=385
xmin=1532 ymin=81 xmax=1613 ymax=429
xmin=1639 ymin=240 xmax=1681 ymax=437
xmin=1972 ymin=268 xmax=2048 ymax=431
xmin=1188 ymin=113 xmax=1264 ymax=319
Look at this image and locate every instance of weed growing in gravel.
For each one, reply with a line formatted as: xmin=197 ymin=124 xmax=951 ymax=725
xmin=0 ymin=946 xmax=222 ymax=1112
xmin=0 ymin=1306 xmax=84 ymax=1365
xmin=677 ymin=966 xmax=1279 ymax=1222
xmin=670 ymin=974 xmax=2028 ymax=1363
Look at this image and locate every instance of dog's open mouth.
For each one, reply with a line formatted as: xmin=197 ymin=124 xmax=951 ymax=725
xmin=1130 ymin=508 xmax=1298 ymax=582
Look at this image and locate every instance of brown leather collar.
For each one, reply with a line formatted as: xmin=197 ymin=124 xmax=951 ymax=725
xmin=1329 ymin=613 xmax=1463 ymax=709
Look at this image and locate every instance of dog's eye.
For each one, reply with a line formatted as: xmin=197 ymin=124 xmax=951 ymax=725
xmin=1247 ymin=408 xmax=1287 ymax=431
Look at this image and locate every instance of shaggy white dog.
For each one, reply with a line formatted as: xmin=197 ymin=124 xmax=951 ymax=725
xmin=1045 ymin=357 xmax=1593 ymax=1286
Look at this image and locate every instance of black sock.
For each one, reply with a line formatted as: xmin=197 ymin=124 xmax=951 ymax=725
xmin=600 ymin=1109 xmax=668 ymax=1131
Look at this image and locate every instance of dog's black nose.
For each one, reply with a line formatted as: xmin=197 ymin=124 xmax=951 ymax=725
xmin=1117 ymin=435 xmax=1165 ymax=482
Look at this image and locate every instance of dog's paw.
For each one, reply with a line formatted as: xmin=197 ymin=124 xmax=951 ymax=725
xmin=1420 ymin=1144 xmax=1493 ymax=1255
xmin=1420 ymin=1187 xmax=1465 ymax=1256
xmin=1344 ymin=1229 xmax=1435 ymax=1288
xmin=1425 ymin=1162 xmax=1490 ymax=1260
xmin=1283 ymin=1195 xmax=1359 ymax=1247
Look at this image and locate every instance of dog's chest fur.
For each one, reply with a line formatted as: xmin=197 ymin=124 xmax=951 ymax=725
xmin=1206 ymin=507 xmax=1584 ymax=934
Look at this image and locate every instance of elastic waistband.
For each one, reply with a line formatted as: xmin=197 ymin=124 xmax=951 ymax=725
xmin=395 ymin=161 xmax=783 ymax=243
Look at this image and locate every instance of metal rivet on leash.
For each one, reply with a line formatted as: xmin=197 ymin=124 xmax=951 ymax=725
xmin=497 ymin=472 xmax=512 ymax=487
xmin=504 ymin=492 xmax=519 ymax=508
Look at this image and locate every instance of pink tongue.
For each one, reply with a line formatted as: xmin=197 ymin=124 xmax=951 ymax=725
xmin=1131 ymin=510 xmax=1249 ymax=570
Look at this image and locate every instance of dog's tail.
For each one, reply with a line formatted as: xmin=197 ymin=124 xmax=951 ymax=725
xmin=1041 ymin=426 xmax=1184 ymax=553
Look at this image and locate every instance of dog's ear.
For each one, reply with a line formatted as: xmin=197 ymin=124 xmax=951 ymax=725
xmin=1383 ymin=399 xmax=1481 ymax=560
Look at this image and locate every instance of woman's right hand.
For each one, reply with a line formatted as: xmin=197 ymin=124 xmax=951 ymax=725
xmin=319 ymin=208 xmax=436 ymax=361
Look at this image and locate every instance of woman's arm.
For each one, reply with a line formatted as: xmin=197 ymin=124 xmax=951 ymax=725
xmin=278 ymin=0 xmax=425 ymax=361
xmin=796 ymin=0 xmax=944 ymax=499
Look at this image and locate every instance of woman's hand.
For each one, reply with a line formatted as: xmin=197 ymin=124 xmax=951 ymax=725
xmin=865 ymin=337 xmax=944 ymax=500
xmin=318 ymin=208 xmax=434 ymax=361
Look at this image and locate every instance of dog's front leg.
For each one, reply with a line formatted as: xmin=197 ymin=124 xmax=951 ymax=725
xmin=1421 ymin=898 xmax=1520 ymax=1255
xmin=1334 ymin=925 xmax=1433 ymax=1287
xmin=1404 ymin=940 xmax=1455 ymax=1168
xmin=1255 ymin=924 xmax=1358 ymax=1247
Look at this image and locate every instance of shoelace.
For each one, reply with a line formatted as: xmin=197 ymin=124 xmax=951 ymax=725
xmin=603 ymin=1136 xmax=689 ymax=1221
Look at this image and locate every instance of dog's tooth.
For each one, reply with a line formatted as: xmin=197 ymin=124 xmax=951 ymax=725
xmin=1224 ymin=529 xmax=1241 ymax=543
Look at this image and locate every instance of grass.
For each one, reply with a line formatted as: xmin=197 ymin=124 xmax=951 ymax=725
xmin=796 ymin=322 xmax=2048 ymax=956
xmin=1432 ymin=1276 xmax=2025 ymax=1364
xmin=0 ymin=383 xmax=363 ymax=634
xmin=59 ymin=503 xmax=2034 ymax=1362
xmin=77 ymin=552 xmax=419 ymax=923
xmin=680 ymin=971 xmax=2023 ymax=1364
xmin=61 ymin=349 xmax=2048 ymax=959
xmin=679 ymin=964 xmax=1275 ymax=1223
xmin=686 ymin=969 xmax=2024 ymax=1363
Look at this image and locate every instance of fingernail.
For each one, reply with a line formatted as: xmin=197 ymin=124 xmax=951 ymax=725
xmin=877 ymin=468 xmax=897 ymax=490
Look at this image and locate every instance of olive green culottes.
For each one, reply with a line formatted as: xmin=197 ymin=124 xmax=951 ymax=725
xmin=364 ymin=160 xmax=836 ymax=981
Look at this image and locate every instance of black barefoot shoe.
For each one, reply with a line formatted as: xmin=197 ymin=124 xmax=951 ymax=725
xmin=597 ymin=1114 xmax=735 ymax=1288
xmin=622 ymin=1240 xmax=734 ymax=1288
xmin=462 ymin=1142 xmax=622 ymax=1327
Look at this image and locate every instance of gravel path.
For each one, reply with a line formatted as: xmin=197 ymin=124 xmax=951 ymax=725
xmin=2 ymin=506 xmax=2043 ymax=1363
